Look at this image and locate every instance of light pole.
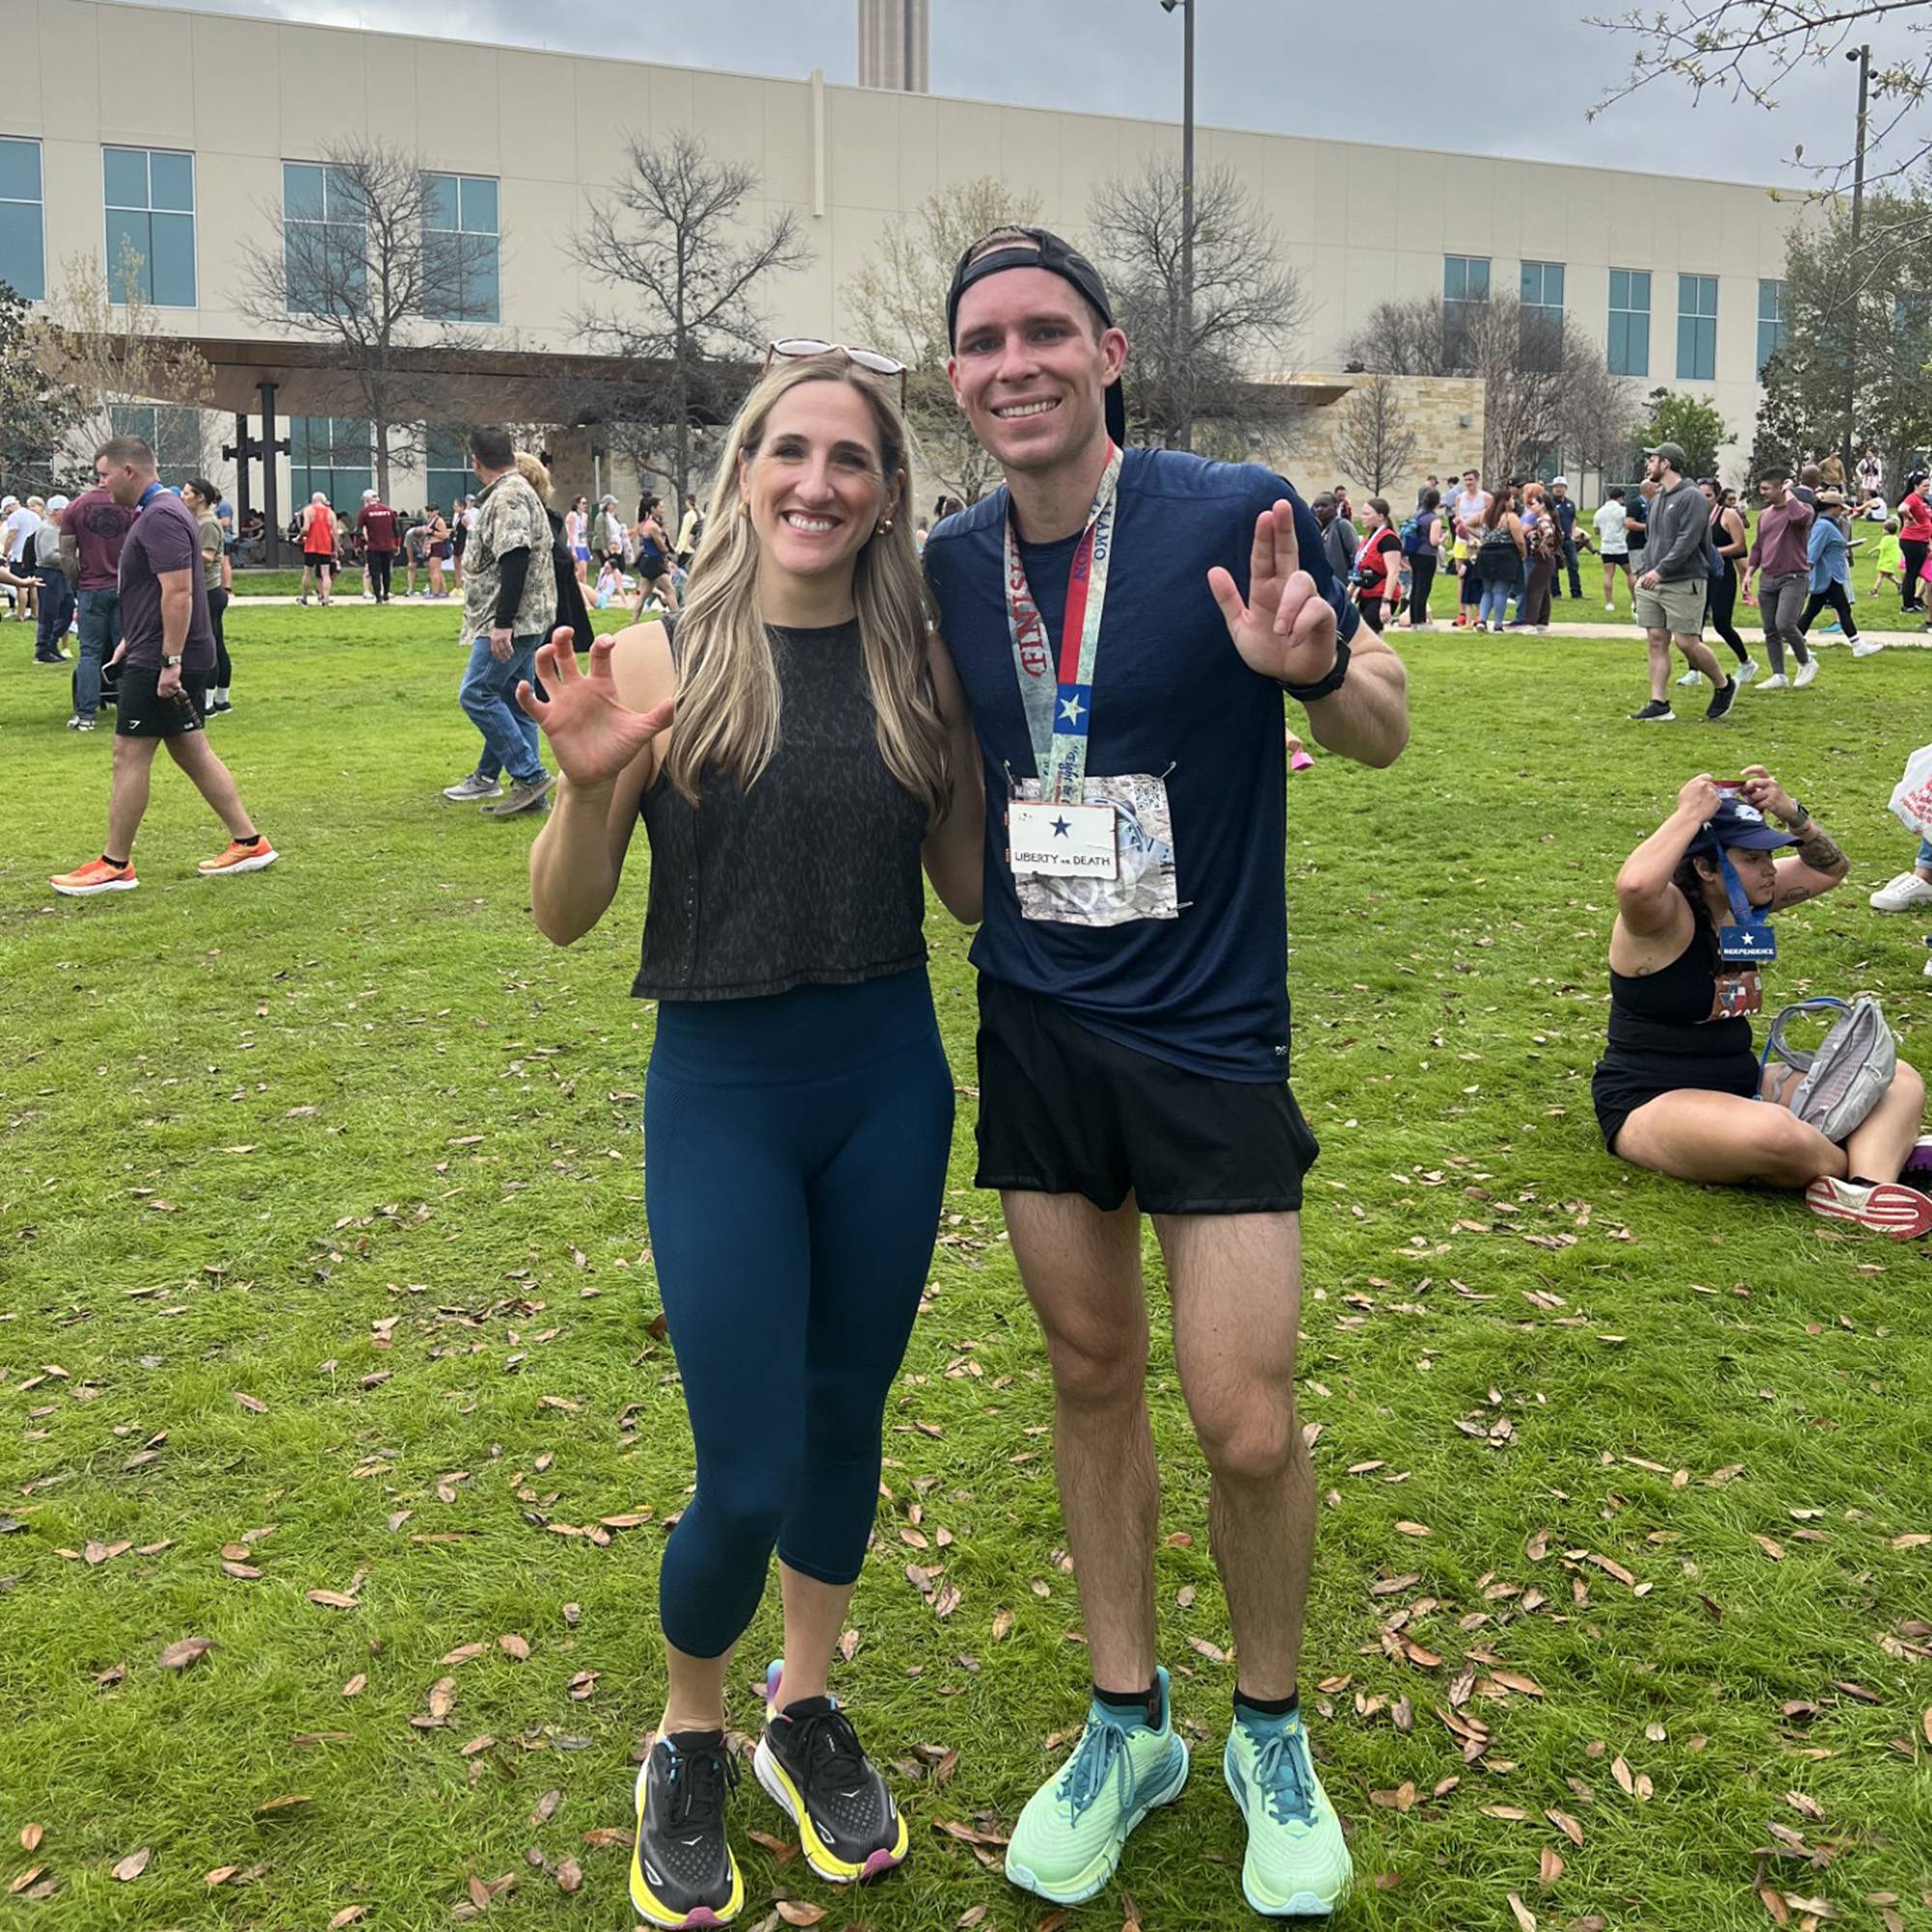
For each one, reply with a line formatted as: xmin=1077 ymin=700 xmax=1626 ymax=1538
xmin=1160 ymin=0 xmax=1195 ymax=450
xmin=1843 ymin=42 xmax=1870 ymax=472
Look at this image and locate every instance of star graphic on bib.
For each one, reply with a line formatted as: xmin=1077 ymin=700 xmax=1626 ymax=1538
xmin=1059 ymin=694 xmax=1086 ymax=724
xmin=1051 ymin=815 xmax=1071 ymax=838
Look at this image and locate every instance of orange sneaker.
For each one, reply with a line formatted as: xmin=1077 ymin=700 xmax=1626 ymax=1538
xmin=50 ymin=857 xmax=138 ymax=896
xmin=197 ymin=837 xmax=279 ymax=877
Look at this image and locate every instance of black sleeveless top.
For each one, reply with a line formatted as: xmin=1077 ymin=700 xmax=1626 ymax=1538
xmin=633 ymin=619 xmax=928 ymax=1001
xmin=1599 ymin=894 xmax=1761 ymax=1090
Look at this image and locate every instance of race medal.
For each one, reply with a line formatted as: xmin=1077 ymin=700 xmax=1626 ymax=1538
xmin=1009 ymin=800 xmax=1118 ymax=879
xmin=1717 ymin=921 xmax=1776 ymax=964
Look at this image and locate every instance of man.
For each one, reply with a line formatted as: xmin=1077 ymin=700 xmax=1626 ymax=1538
xmin=1747 ymin=464 xmax=1819 ymax=690
xmin=34 ymin=495 xmax=75 ymax=664
xmin=49 ymin=437 xmax=277 ymax=895
xmin=926 ymin=226 xmax=1407 ymax=1920
xmin=3 ymin=492 xmax=42 ymax=629
xmin=441 ymin=425 xmax=556 ymax=815
xmin=1548 ymin=475 xmax=1582 ymax=600
xmin=59 ymin=478 xmax=137 ymax=727
xmin=1593 ymin=485 xmax=1632 ymax=608
xmin=1794 ymin=463 xmax=1821 ymax=508
xmin=1626 ymin=476 xmax=1655 ymax=581
xmin=355 ymin=487 xmax=400 ymax=604
xmin=1628 ymin=441 xmax=1736 ymax=724
xmin=298 ymin=493 xmax=336 ymax=606
xmin=1311 ymin=490 xmax=1357 ymax=586
xmin=1416 ymin=472 xmax=1439 ymax=510
xmin=1329 ymin=481 xmax=1352 ymax=525
xmin=1451 ymin=468 xmax=1489 ymax=538
xmin=1450 ymin=469 xmax=1490 ymax=629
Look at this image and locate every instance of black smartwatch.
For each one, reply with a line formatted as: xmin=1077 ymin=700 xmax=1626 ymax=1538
xmin=1282 ymin=631 xmax=1351 ymax=704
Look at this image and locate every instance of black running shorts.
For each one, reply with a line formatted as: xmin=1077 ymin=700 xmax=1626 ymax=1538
xmin=974 ymin=975 xmax=1320 ymax=1215
xmin=113 ymin=666 xmax=204 ymax=739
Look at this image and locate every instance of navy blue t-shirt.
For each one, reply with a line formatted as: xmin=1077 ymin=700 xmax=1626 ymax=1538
xmin=924 ymin=446 xmax=1356 ymax=1083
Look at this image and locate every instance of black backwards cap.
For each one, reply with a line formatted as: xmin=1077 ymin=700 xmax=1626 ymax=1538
xmin=946 ymin=227 xmax=1128 ymax=445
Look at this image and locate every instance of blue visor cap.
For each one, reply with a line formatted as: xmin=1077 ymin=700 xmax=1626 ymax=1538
xmin=1690 ymin=795 xmax=1800 ymax=856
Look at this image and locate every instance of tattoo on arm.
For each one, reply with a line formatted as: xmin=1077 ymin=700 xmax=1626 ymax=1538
xmin=1795 ymin=822 xmax=1847 ymax=874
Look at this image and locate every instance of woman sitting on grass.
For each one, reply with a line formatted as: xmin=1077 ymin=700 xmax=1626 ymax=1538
xmin=1595 ymin=767 xmax=1932 ymax=1235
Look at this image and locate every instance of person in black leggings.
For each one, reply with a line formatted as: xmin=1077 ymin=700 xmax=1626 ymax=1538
xmin=1405 ymin=487 xmax=1440 ymax=627
xmin=1594 ymin=769 xmax=1932 ymax=1233
xmin=524 ymin=353 xmax=982 ymax=1931
xmin=1681 ymin=478 xmax=1755 ymax=688
xmin=182 ymin=478 xmax=233 ymax=713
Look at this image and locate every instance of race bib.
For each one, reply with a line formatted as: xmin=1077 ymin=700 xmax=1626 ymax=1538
xmin=1009 ymin=801 xmax=1117 ymax=878
xmin=1008 ymin=774 xmax=1179 ymax=927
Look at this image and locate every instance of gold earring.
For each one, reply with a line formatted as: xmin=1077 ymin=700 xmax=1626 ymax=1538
xmin=876 ymin=517 xmax=894 ymax=535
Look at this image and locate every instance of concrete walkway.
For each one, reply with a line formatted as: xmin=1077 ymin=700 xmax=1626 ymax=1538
xmin=1396 ymin=618 xmax=1932 ymax=648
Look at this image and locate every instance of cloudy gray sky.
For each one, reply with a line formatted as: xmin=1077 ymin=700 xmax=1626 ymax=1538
xmin=139 ymin=0 xmax=1912 ymax=186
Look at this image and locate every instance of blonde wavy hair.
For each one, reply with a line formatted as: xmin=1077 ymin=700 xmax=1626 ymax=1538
xmin=663 ymin=359 xmax=949 ymax=823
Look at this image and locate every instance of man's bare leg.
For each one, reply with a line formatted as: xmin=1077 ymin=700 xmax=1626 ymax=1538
xmin=1674 ymin=631 xmax=1726 ymax=683
xmin=164 ymin=731 xmax=257 ymax=839
xmin=105 ymin=735 xmax=160 ymax=860
xmin=1002 ymin=1189 xmax=1157 ymax=1693
xmin=1154 ymin=1210 xmax=1311 ymax=1700
xmin=1646 ymin=628 xmax=1674 ymax=703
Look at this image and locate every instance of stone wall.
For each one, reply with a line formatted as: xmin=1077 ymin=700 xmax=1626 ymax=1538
xmin=1279 ymin=373 xmax=1489 ymax=509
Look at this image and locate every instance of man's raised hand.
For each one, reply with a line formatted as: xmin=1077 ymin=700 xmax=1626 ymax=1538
xmin=1208 ymin=500 xmax=1341 ymax=687
xmin=516 ymin=629 xmax=673 ymax=790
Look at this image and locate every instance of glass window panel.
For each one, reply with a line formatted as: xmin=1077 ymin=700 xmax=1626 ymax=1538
xmin=284 ymin=162 xmax=325 ymax=221
xmin=1469 ymin=258 xmax=1489 ymax=298
xmin=0 ymin=137 xmax=41 ymax=201
xmin=102 ymin=146 xmax=149 ymax=209
xmin=0 ymin=200 xmax=44 ymax=300
xmin=149 ymin=151 xmax=193 ymax=213
xmin=462 ymin=237 xmax=499 ymax=322
xmin=324 ymin=167 xmax=362 ymax=220
xmin=1546 ymin=264 xmax=1563 ymax=306
xmin=106 ymin=211 xmax=151 ymax=300
xmin=423 ymin=171 xmax=458 ymax=231
xmin=459 ymin=175 xmax=497 ymax=235
xmin=150 ymin=211 xmax=195 ymax=306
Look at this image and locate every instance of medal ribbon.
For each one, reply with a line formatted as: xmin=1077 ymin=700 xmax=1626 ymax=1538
xmin=1004 ymin=441 xmax=1123 ymax=805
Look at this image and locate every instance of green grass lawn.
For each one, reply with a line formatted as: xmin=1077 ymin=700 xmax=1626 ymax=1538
xmin=4 ymin=609 xmax=1931 ymax=1932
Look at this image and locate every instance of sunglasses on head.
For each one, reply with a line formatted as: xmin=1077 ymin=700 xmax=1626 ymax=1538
xmin=764 ymin=337 xmax=909 ymax=409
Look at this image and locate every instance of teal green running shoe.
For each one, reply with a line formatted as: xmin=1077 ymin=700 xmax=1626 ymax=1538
xmin=1222 ymin=1707 xmax=1353 ymax=1917
xmin=1005 ymin=1668 xmax=1190 ymax=1905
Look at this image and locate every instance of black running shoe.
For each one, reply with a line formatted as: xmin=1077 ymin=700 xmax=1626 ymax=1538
xmin=753 ymin=1663 xmax=908 ymax=1885
xmin=629 ymin=1730 xmax=743 ymax=1928
xmin=1629 ymin=698 xmax=1675 ymax=722
xmin=1704 ymin=676 xmax=1739 ymax=721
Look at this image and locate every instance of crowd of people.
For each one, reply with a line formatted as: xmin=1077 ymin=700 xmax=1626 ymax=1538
xmin=14 ymin=225 xmax=1932 ymax=1932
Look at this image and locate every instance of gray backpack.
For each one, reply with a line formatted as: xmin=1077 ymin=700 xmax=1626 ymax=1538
xmin=1761 ymin=996 xmax=1896 ymax=1142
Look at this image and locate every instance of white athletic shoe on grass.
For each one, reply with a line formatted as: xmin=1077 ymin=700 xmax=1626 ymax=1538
xmin=1760 ymin=672 xmax=1790 ymax=689
xmin=1805 ymin=1176 xmax=1932 ymax=1239
xmin=1677 ymin=668 xmax=1703 ymax=687
xmin=1735 ymin=659 xmax=1761 ymax=683
xmin=1794 ymin=659 xmax=1820 ymax=687
xmin=1870 ymin=872 xmax=1932 ymax=912
xmin=1851 ymin=639 xmax=1884 ymax=658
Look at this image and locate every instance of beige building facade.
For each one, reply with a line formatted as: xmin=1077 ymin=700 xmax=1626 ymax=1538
xmin=0 ymin=0 xmax=1804 ymax=515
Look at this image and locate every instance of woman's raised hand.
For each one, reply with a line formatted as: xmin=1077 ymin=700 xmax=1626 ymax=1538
xmin=1678 ymin=773 xmax=1721 ymax=822
xmin=517 ymin=630 xmax=673 ymax=789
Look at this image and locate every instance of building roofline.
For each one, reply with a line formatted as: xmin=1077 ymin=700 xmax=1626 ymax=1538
xmin=96 ymin=0 xmax=1808 ymax=199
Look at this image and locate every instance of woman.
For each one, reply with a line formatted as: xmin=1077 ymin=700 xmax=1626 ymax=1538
xmin=424 ymin=507 xmax=451 ymax=599
xmin=451 ymin=497 xmax=472 ymax=588
xmin=1595 ymin=768 xmax=1932 ymax=1233
xmin=631 ymin=493 xmax=679 ymax=613
xmin=565 ymin=494 xmax=591 ymax=583
xmin=298 ymin=493 xmax=335 ymax=606
xmin=515 ymin=452 xmax=593 ymax=659
xmin=522 ymin=353 xmax=982 ymax=1930
xmin=1899 ymin=470 xmax=1931 ymax=617
xmin=1797 ymin=490 xmax=1867 ymax=652
xmin=1678 ymin=478 xmax=1755 ymax=690
xmin=1473 ymin=487 xmax=1526 ymax=632
xmin=1403 ymin=488 xmax=1441 ymax=629
xmin=1508 ymin=484 xmax=1558 ymax=632
xmin=1351 ymin=497 xmax=1402 ymax=634
xmin=182 ymin=478 xmax=233 ymax=715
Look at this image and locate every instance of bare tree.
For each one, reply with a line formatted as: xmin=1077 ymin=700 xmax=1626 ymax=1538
xmin=238 ymin=140 xmax=480 ymax=500
xmin=33 ymin=246 xmax=217 ymax=483
xmin=845 ymin=176 xmax=1043 ymax=505
xmin=568 ymin=131 xmax=811 ymax=511
xmin=1589 ymin=1 xmax=1932 ymax=185
xmin=2 ymin=283 xmax=87 ymax=496
xmin=1329 ymin=371 xmax=1420 ymax=496
xmin=1556 ymin=355 xmax=1648 ymax=489
xmin=1089 ymin=156 xmax=1309 ymax=453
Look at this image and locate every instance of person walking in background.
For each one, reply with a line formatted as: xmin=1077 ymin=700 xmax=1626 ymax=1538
xmin=1856 ymin=445 xmax=1884 ymax=502
xmin=441 ymin=426 xmax=557 ymax=818
xmin=674 ymin=496 xmax=701 ymax=569
xmin=1474 ymin=487 xmax=1525 ymax=632
xmin=1898 ymin=471 xmax=1931 ymax=614
xmin=1312 ymin=492 xmax=1357 ymax=587
xmin=1747 ymin=464 xmax=1818 ymax=691
xmin=1628 ymin=441 xmax=1737 ymax=724
xmin=181 ymin=478 xmax=233 ymax=716
xmin=298 ymin=493 xmax=336 ymax=607
xmin=1625 ymin=478 xmax=1654 ymax=587
xmin=48 ymin=436 xmax=277 ymax=895
xmin=1509 ymin=489 xmax=1559 ymax=632
xmin=1680 ymin=476 xmax=1757 ymax=691
xmin=1797 ymin=490 xmax=1875 ymax=657
xmin=403 ymin=512 xmax=427 ymax=597
xmin=34 ymin=495 xmax=75 ymax=664
xmin=1548 ymin=475 xmax=1582 ymax=600
xmin=564 ymin=495 xmax=591 ymax=583
xmin=1403 ymin=488 xmax=1441 ymax=628
xmin=59 ymin=478 xmax=136 ymax=730
xmin=631 ymin=494 xmax=679 ymax=614
xmin=1873 ymin=517 xmax=1905 ymax=599
xmin=1594 ymin=485 xmax=1633 ymax=609
xmin=1351 ymin=497 xmax=1402 ymax=634
xmin=356 ymin=487 xmax=400 ymax=604
xmin=515 ymin=451 xmax=593 ymax=657
xmin=596 ymin=494 xmax=627 ymax=572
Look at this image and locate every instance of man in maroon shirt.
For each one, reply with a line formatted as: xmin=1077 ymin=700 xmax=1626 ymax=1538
xmin=50 ymin=437 xmax=278 ymax=896
xmin=1746 ymin=465 xmax=1818 ymax=690
xmin=58 ymin=483 xmax=137 ymax=728
xmin=355 ymin=488 xmax=400 ymax=604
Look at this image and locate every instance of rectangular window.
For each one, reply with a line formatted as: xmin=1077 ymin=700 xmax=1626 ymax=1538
xmin=1608 ymin=269 xmax=1650 ymax=378
xmin=290 ymin=416 xmax=371 ymax=510
xmin=423 ymin=172 xmax=499 ymax=323
xmin=1756 ymin=278 xmax=1785 ymax=375
xmin=1677 ymin=272 xmax=1719 ymax=382
xmin=1442 ymin=254 xmax=1490 ymax=368
xmin=424 ymin=425 xmax=471 ymax=517
xmin=283 ymin=162 xmax=367 ymax=316
xmin=103 ymin=145 xmax=196 ymax=307
xmin=1519 ymin=261 xmax=1565 ymax=370
xmin=107 ymin=403 xmax=205 ymax=488
xmin=1520 ymin=260 xmax=1565 ymax=311
xmin=0 ymin=136 xmax=45 ymax=300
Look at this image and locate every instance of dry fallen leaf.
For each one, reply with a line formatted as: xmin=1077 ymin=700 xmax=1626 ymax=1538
xmin=1546 ymin=1807 xmax=1584 ymax=1848
xmin=111 ymin=1847 xmax=152 ymax=1882
xmin=1753 ymin=1534 xmax=1787 ymax=1562
xmin=342 ymin=1673 xmax=367 ymax=1698
xmin=554 ymin=1859 xmax=582 ymax=1893
xmin=19 ymin=1825 xmax=43 ymax=1854
xmin=256 ymin=1795 xmax=312 ymax=1815
xmin=8 ymin=1867 xmax=45 ymax=1897
xmin=158 ymin=1636 xmax=215 ymax=1669
xmin=306 ymin=1590 xmax=359 ymax=1609
xmin=1539 ymin=1847 xmax=1564 ymax=1888
xmin=1394 ymin=1520 xmax=1434 ymax=1538
xmin=232 ymin=1392 xmax=269 ymax=1414
xmin=327 ymin=1909 xmax=369 ymax=1929
xmin=530 ymin=1789 xmax=562 ymax=1828
xmin=467 ymin=1873 xmax=492 ymax=1911
xmin=775 ymin=1902 xmax=827 ymax=1926
xmin=1506 ymin=1890 xmax=1537 ymax=1931
xmin=991 ymin=1609 xmax=1013 ymax=1642
xmin=498 ymin=1634 xmax=530 ymax=1661
xmin=428 ymin=1677 xmax=457 ymax=1720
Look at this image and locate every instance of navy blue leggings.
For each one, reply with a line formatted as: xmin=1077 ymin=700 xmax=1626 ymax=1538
xmin=644 ymin=970 xmax=954 ymax=1659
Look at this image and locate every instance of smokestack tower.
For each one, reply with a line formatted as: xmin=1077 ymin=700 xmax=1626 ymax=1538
xmin=858 ymin=0 xmax=928 ymax=92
